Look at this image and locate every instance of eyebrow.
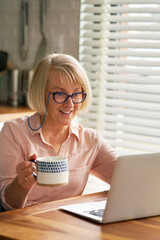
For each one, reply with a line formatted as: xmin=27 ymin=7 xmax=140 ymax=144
xmin=51 ymin=87 xmax=82 ymax=92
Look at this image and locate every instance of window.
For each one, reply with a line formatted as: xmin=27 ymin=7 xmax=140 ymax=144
xmin=79 ymin=0 xmax=160 ymax=155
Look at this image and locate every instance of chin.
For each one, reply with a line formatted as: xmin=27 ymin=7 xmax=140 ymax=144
xmin=59 ymin=119 xmax=72 ymax=126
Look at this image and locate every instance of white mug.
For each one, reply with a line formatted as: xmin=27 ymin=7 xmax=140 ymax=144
xmin=36 ymin=156 xmax=69 ymax=186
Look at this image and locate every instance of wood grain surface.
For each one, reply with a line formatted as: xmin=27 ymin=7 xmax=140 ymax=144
xmin=0 ymin=106 xmax=34 ymax=121
xmin=0 ymin=191 xmax=160 ymax=240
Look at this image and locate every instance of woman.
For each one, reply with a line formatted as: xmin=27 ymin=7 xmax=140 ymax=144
xmin=0 ymin=53 xmax=118 ymax=210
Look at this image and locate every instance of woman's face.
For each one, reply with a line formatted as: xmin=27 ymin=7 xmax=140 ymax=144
xmin=45 ymin=70 xmax=82 ymax=128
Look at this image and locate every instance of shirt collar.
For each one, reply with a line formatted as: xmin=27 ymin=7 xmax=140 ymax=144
xmin=69 ymin=119 xmax=80 ymax=141
xmin=28 ymin=112 xmax=80 ymax=140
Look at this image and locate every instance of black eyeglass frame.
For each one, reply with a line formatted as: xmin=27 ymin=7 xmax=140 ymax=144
xmin=49 ymin=91 xmax=87 ymax=104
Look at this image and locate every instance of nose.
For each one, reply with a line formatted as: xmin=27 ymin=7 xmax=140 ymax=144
xmin=64 ymin=96 xmax=74 ymax=107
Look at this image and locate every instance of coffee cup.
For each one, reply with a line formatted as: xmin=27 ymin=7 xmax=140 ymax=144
xmin=36 ymin=156 xmax=69 ymax=186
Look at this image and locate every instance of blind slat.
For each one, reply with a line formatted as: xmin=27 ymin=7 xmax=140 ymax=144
xmin=104 ymin=41 xmax=160 ymax=49
xmin=82 ymin=15 xmax=160 ymax=23
xmin=104 ymin=107 xmax=160 ymax=119
xmin=103 ymin=74 xmax=160 ymax=85
xmin=103 ymin=83 xmax=160 ymax=93
xmin=82 ymin=39 xmax=160 ymax=48
xmin=81 ymin=31 xmax=160 ymax=40
xmin=105 ymin=91 xmax=160 ymax=102
xmin=103 ymin=115 xmax=160 ymax=128
xmin=103 ymin=123 xmax=160 ymax=137
xmin=107 ymin=140 xmax=159 ymax=153
xmin=105 ymin=0 xmax=160 ymax=4
xmin=104 ymin=99 xmax=160 ymax=111
xmin=82 ymin=63 xmax=160 ymax=76
xmin=83 ymin=0 xmax=160 ymax=4
xmin=80 ymin=48 xmax=160 ymax=58
xmin=81 ymin=56 xmax=160 ymax=67
xmin=79 ymin=1 xmax=160 ymax=154
xmin=104 ymin=6 xmax=160 ymax=14
xmin=102 ymin=131 xmax=160 ymax=144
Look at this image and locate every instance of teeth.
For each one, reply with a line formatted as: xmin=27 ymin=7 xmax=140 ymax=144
xmin=61 ymin=111 xmax=71 ymax=114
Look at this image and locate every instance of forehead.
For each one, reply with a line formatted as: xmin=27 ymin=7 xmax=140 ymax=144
xmin=47 ymin=69 xmax=82 ymax=89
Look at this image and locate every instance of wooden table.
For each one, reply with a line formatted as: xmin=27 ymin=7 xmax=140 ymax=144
xmin=0 ymin=105 xmax=32 ymax=114
xmin=0 ymin=191 xmax=160 ymax=240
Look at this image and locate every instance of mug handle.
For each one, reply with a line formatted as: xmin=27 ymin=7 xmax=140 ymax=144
xmin=29 ymin=159 xmax=37 ymax=179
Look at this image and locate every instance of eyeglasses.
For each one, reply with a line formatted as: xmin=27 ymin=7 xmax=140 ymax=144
xmin=49 ymin=91 xmax=87 ymax=104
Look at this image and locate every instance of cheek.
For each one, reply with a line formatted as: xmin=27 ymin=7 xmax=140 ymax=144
xmin=47 ymin=98 xmax=57 ymax=113
xmin=45 ymin=93 xmax=51 ymax=108
xmin=74 ymin=104 xmax=81 ymax=113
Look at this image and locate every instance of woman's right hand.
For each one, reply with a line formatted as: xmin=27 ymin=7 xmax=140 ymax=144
xmin=16 ymin=154 xmax=37 ymax=190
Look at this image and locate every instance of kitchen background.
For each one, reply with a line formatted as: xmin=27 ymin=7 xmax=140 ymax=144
xmin=0 ymin=0 xmax=80 ymax=105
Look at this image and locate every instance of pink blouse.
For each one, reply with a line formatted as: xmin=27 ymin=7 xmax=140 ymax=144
xmin=0 ymin=113 xmax=118 ymax=210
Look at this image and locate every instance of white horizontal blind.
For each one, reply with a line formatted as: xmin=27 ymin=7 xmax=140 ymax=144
xmin=79 ymin=0 xmax=160 ymax=155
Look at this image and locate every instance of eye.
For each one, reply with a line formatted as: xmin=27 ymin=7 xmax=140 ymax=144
xmin=54 ymin=92 xmax=67 ymax=103
xmin=56 ymin=92 xmax=65 ymax=96
xmin=56 ymin=92 xmax=66 ymax=96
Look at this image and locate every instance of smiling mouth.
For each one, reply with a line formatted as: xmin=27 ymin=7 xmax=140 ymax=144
xmin=59 ymin=110 xmax=72 ymax=114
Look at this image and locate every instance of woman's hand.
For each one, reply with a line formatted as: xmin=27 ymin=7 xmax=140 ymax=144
xmin=4 ymin=154 xmax=37 ymax=209
xmin=16 ymin=154 xmax=37 ymax=190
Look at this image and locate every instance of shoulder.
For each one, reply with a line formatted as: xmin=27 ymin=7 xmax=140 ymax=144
xmin=0 ymin=116 xmax=27 ymax=145
xmin=77 ymin=123 xmax=101 ymax=144
xmin=1 ymin=116 xmax=28 ymax=132
xmin=76 ymin=123 xmax=113 ymax=150
xmin=1 ymin=112 xmax=38 ymax=137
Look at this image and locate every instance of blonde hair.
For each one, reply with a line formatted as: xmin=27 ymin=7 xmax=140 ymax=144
xmin=27 ymin=53 xmax=92 ymax=115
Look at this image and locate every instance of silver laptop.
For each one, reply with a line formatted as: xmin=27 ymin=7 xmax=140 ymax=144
xmin=61 ymin=152 xmax=160 ymax=224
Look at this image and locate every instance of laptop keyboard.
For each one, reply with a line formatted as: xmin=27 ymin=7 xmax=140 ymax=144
xmin=84 ymin=209 xmax=104 ymax=218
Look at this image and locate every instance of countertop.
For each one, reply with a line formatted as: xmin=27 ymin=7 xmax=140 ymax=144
xmin=0 ymin=105 xmax=32 ymax=114
xmin=0 ymin=105 xmax=35 ymax=122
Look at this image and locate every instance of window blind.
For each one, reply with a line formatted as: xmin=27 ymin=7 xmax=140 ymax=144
xmin=79 ymin=0 xmax=160 ymax=155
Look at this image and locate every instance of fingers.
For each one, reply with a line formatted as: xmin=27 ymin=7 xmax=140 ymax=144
xmin=17 ymin=161 xmax=36 ymax=175
xmin=29 ymin=154 xmax=37 ymax=161
xmin=18 ymin=174 xmax=35 ymax=189
xmin=29 ymin=154 xmax=37 ymax=179
xmin=16 ymin=155 xmax=37 ymax=189
xmin=17 ymin=171 xmax=35 ymax=189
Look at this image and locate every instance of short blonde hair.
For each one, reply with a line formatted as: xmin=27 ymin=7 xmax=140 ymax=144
xmin=27 ymin=53 xmax=92 ymax=115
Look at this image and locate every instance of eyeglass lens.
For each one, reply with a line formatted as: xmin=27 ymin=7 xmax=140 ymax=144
xmin=53 ymin=92 xmax=86 ymax=103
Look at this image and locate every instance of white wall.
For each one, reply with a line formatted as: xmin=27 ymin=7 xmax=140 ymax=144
xmin=0 ymin=0 xmax=80 ymax=70
xmin=0 ymin=0 xmax=80 ymax=103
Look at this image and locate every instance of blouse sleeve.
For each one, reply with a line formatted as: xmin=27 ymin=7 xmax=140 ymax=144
xmin=91 ymin=133 xmax=118 ymax=184
xmin=0 ymin=122 xmax=24 ymax=210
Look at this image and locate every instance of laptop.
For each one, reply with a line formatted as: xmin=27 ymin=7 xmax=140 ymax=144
xmin=61 ymin=152 xmax=160 ymax=224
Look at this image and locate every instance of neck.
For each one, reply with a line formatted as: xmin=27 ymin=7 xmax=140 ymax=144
xmin=41 ymin=116 xmax=70 ymax=151
xmin=41 ymin=117 xmax=69 ymax=135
